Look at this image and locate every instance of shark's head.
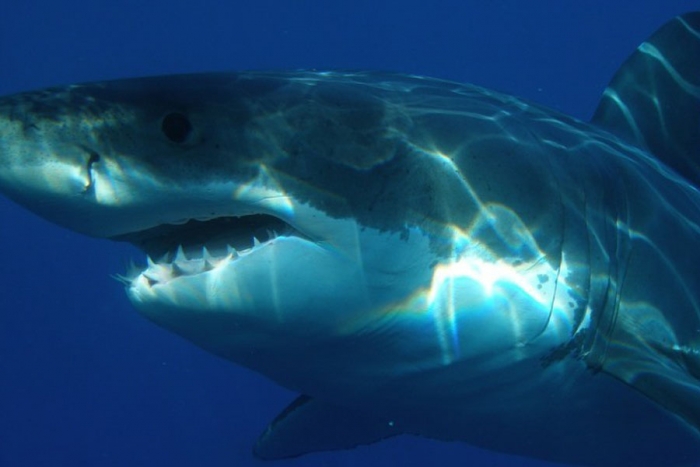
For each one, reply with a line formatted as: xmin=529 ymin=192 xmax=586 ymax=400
xmin=0 ymin=71 xmax=578 ymax=397
xmin=0 ymin=72 xmax=435 ymax=375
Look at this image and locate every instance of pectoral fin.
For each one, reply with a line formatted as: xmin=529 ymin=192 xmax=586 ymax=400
xmin=254 ymin=395 xmax=402 ymax=459
xmin=607 ymin=343 xmax=700 ymax=435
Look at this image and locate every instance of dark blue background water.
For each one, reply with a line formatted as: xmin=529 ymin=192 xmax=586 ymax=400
xmin=1 ymin=2 xmax=698 ymax=466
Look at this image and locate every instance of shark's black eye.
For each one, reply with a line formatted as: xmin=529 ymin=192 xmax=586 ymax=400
xmin=161 ymin=112 xmax=192 ymax=143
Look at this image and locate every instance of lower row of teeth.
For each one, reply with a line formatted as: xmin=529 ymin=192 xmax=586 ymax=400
xmin=118 ymin=239 xmax=268 ymax=286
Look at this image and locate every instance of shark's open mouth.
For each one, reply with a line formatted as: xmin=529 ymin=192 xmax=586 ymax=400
xmin=115 ymin=214 xmax=294 ymax=259
xmin=112 ymin=214 xmax=305 ymax=286
xmin=113 ymin=214 xmax=299 ymax=284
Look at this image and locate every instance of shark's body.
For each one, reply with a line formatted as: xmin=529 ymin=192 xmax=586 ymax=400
xmin=1 ymin=12 xmax=700 ymax=467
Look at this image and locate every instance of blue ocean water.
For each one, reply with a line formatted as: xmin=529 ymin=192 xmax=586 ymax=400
xmin=0 ymin=2 xmax=698 ymax=466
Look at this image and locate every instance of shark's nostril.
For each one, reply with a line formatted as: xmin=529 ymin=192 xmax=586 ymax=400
xmin=87 ymin=150 xmax=100 ymax=167
xmin=83 ymin=149 xmax=100 ymax=192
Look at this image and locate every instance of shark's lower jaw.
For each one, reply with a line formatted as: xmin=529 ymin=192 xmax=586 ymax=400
xmin=121 ymin=211 xmax=379 ymax=374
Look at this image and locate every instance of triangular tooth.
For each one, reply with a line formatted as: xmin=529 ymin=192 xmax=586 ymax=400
xmin=158 ymin=251 xmax=172 ymax=264
xmin=204 ymin=259 xmax=216 ymax=271
xmin=202 ymin=246 xmax=212 ymax=260
xmin=175 ymin=245 xmax=187 ymax=262
xmin=253 ymin=236 xmax=261 ymax=247
xmin=147 ymin=255 xmax=156 ymax=268
xmin=225 ymin=246 xmax=239 ymax=260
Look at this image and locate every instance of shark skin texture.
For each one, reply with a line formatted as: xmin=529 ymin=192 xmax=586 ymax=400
xmin=0 ymin=11 xmax=699 ymax=467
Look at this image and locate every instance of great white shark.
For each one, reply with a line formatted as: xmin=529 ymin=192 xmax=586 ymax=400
xmin=0 ymin=12 xmax=699 ymax=467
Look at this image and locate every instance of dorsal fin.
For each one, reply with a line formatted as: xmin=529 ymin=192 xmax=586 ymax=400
xmin=592 ymin=12 xmax=700 ymax=185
